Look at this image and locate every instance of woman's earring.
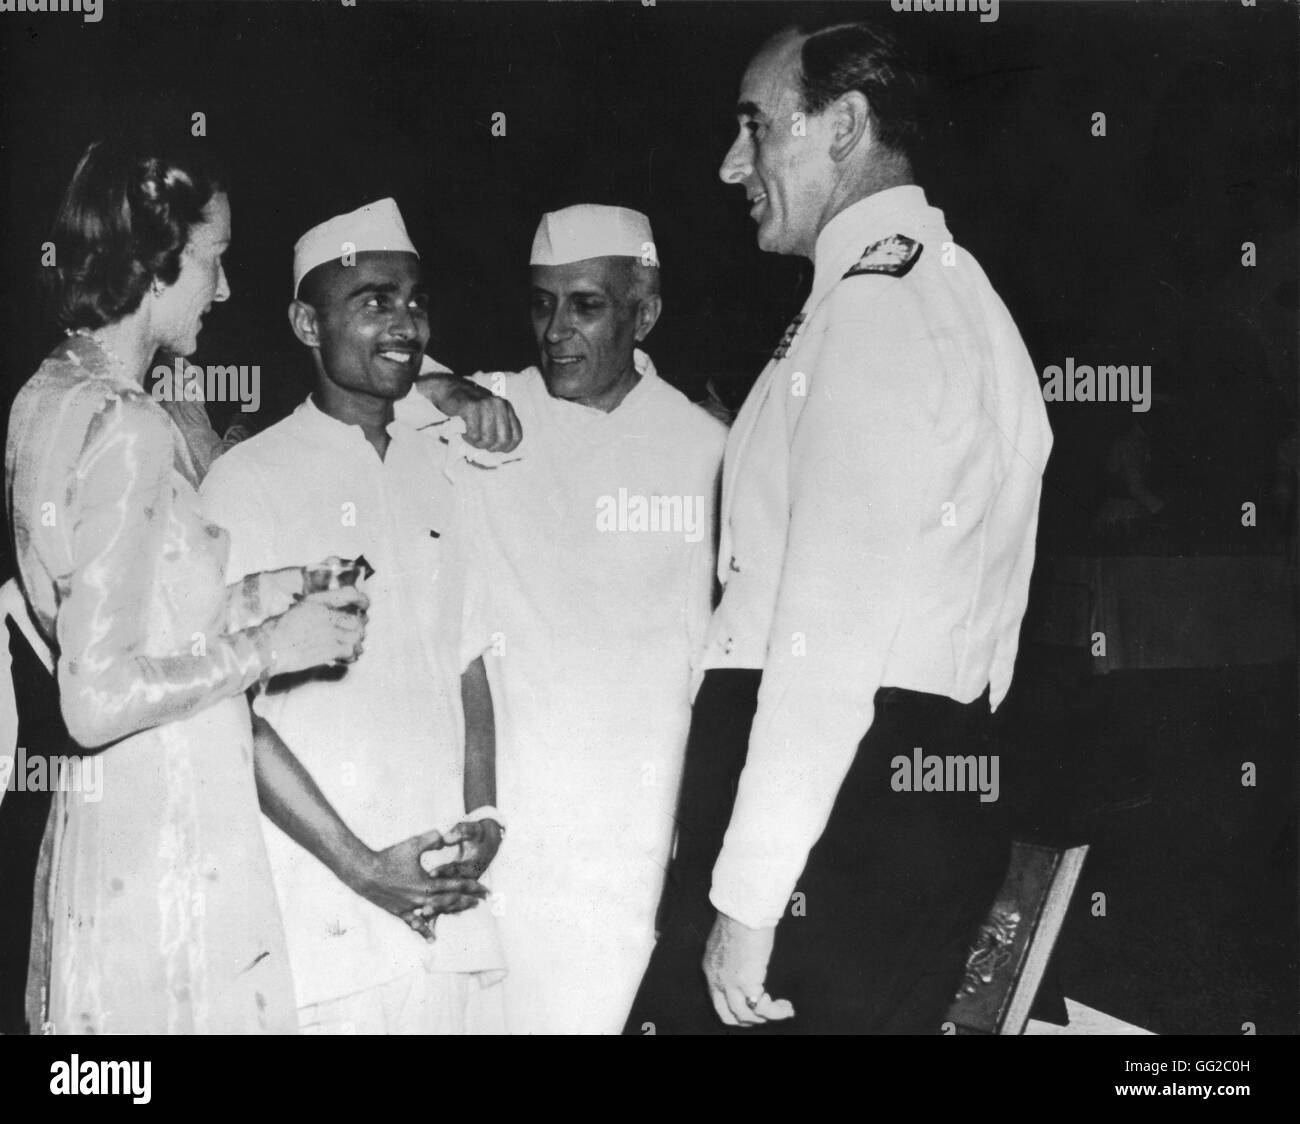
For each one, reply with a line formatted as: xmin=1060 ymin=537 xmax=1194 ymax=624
xmin=151 ymin=280 xmax=164 ymax=298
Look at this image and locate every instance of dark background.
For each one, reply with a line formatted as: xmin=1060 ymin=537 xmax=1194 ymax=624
xmin=0 ymin=0 xmax=1295 ymax=543
xmin=0 ymin=0 xmax=1296 ymax=1035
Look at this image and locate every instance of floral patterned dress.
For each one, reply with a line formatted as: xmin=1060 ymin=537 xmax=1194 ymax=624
xmin=5 ymin=334 xmax=297 ymax=1033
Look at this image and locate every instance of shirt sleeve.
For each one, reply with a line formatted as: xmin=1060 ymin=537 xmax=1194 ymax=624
xmin=199 ymin=454 xmax=278 ymax=583
xmin=455 ymin=479 xmax=495 ymax=671
xmin=987 ymin=476 xmax=1043 ymax=710
xmin=709 ymin=281 xmax=943 ymax=929
xmin=56 ymin=393 xmax=269 ymax=749
xmin=199 ymin=457 xmax=291 ymax=632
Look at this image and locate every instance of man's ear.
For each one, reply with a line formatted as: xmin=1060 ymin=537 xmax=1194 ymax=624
xmin=634 ymin=294 xmax=663 ymax=343
xmin=829 ymin=89 xmax=873 ymax=163
xmin=288 ymin=299 xmax=322 ymax=349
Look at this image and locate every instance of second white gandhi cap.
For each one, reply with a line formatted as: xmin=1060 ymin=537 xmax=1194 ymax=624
xmin=530 ymin=204 xmax=658 ymax=267
xmin=293 ymin=197 xmax=419 ymax=297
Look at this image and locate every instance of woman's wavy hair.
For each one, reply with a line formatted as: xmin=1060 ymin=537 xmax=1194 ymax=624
xmin=45 ymin=139 xmax=226 ymax=330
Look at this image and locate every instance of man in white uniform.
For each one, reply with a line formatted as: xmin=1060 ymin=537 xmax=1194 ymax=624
xmin=463 ymin=205 xmax=727 ymax=1034
xmin=201 ymin=199 xmax=518 ymax=1034
xmin=629 ymin=21 xmax=1053 ymax=1034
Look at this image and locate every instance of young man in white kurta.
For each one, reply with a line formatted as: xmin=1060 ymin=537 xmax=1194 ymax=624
xmin=202 ymin=389 xmax=505 ymax=1031
xmin=463 ymin=206 xmax=726 ymax=1034
xmin=200 ymin=199 xmax=517 ymax=1033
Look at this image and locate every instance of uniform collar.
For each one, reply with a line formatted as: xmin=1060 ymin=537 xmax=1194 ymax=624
xmin=810 ymin=185 xmax=942 ymax=300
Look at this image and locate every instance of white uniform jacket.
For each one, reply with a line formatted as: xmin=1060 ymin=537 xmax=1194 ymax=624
xmin=704 ymin=186 xmax=1054 ymax=929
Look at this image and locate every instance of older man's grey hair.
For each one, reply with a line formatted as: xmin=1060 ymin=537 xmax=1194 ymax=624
xmin=627 ymin=259 xmax=661 ymax=305
xmin=613 ymin=255 xmax=660 ymax=306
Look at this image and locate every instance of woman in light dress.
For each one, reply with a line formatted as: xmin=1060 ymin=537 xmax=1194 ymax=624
xmin=6 ymin=140 xmax=367 ymax=1034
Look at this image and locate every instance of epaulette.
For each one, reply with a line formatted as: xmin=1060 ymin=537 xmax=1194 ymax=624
xmin=842 ymin=234 xmax=923 ymax=279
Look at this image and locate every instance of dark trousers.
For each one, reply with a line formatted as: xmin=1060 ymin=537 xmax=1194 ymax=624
xmin=626 ymin=669 xmax=1010 ymax=1035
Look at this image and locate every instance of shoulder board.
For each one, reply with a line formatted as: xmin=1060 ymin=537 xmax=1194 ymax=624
xmin=842 ymin=234 xmax=923 ymax=280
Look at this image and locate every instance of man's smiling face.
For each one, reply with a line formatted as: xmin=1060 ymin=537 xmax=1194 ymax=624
xmin=301 ymin=251 xmax=430 ymax=402
xmin=719 ymin=30 xmax=835 ymax=260
xmin=530 ymin=256 xmax=647 ymax=411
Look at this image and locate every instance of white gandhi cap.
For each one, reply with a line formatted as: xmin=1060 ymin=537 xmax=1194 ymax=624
xmin=530 ymin=204 xmax=658 ymax=267
xmin=292 ymin=197 xmax=419 ymax=297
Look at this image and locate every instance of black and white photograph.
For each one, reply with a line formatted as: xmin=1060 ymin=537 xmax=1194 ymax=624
xmin=0 ymin=0 xmax=1294 ymax=1081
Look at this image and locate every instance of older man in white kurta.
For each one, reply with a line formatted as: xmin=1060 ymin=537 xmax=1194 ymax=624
xmin=463 ymin=206 xmax=726 ymax=1034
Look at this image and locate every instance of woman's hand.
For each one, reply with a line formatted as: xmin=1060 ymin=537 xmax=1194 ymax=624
xmin=260 ymin=586 xmax=369 ymax=676
xmin=255 ymin=566 xmax=307 ymax=618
